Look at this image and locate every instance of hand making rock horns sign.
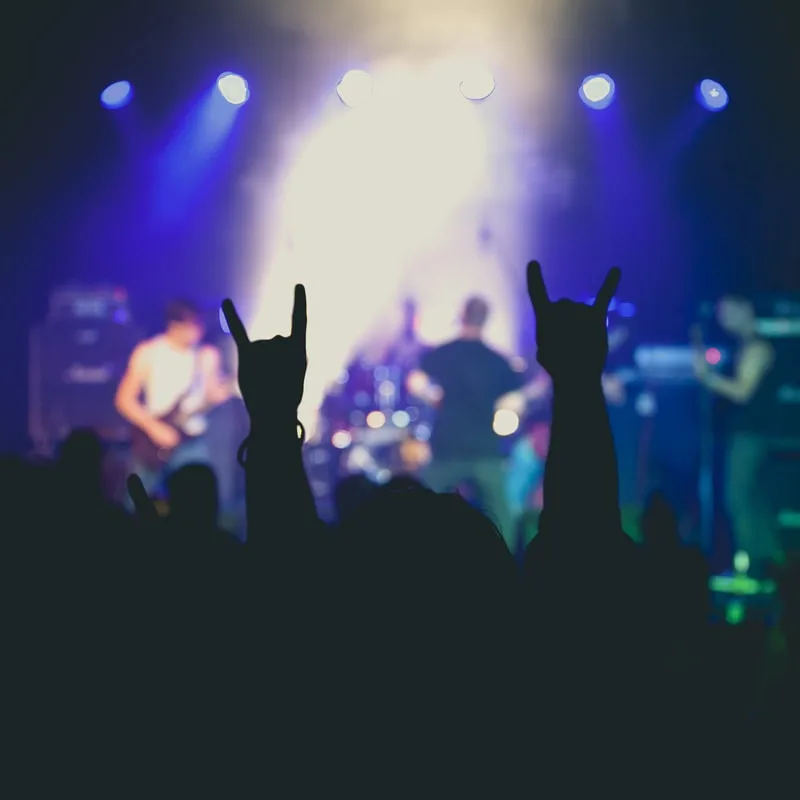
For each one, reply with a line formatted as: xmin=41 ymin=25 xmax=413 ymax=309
xmin=221 ymin=285 xmax=308 ymax=428
xmin=526 ymin=261 xmax=622 ymax=382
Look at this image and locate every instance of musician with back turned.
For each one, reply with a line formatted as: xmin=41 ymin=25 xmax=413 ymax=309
xmin=115 ymin=299 xmax=234 ymax=499
xmin=692 ymin=294 xmax=780 ymax=575
xmin=407 ymin=296 xmax=549 ymax=554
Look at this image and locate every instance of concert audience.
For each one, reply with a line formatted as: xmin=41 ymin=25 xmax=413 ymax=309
xmin=1 ymin=264 xmax=796 ymax=792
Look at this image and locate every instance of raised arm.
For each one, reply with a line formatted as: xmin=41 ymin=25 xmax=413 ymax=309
xmin=222 ymin=287 xmax=319 ymax=546
xmin=526 ymin=261 xmax=622 ymax=535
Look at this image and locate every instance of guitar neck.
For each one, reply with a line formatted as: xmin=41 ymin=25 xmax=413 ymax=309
xmin=163 ymin=398 xmax=217 ymax=428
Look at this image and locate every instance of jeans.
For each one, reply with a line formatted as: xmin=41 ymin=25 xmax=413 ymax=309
xmin=423 ymin=458 xmax=515 ymax=553
xmin=131 ymin=437 xmax=213 ymax=502
xmin=725 ymin=433 xmax=776 ymax=564
xmin=505 ymin=436 xmax=545 ymax=520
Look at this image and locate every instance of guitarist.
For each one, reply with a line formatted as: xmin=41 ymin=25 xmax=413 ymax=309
xmin=115 ymin=299 xmax=234 ymax=497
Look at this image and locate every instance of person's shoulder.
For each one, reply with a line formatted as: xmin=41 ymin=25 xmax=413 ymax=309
xmin=482 ymin=342 xmax=515 ymax=367
xmin=140 ymin=334 xmax=165 ymax=350
xmin=132 ymin=336 xmax=161 ymax=363
xmin=424 ymin=339 xmax=457 ymax=359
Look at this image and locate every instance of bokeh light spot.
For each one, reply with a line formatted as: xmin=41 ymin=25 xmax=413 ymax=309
xmin=697 ymin=79 xmax=729 ymax=111
xmin=337 ymin=70 xmax=373 ymax=108
xmin=100 ymin=80 xmax=133 ymax=110
xmin=579 ymin=74 xmax=615 ymax=109
xmin=217 ymin=73 xmax=250 ymax=106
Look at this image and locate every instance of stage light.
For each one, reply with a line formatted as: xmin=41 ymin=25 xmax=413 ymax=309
xmin=697 ymin=79 xmax=729 ymax=112
xmin=100 ymin=80 xmax=133 ymax=110
xmin=217 ymin=73 xmax=249 ymax=106
xmin=459 ymin=68 xmax=496 ymax=101
xmin=336 ymin=69 xmax=373 ymax=108
xmin=579 ymin=74 xmax=615 ymax=110
xmin=493 ymin=409 xmax=520 ymax=437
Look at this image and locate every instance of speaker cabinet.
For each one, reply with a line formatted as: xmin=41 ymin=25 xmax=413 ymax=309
xmin=29 ymin=320 xmax=143 ymax=452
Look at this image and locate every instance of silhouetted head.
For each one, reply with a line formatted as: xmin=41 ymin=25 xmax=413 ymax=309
xmin=339 ymin=487 xmax=518 ymax=644
xmin=334 ymin=474 xmax=379 ymax=523
xmin=58 ymin=428 xmax=105 ymax=495
xmin=384 ymin=474 xmax=426 ymax=494
xmin=640 ymin=491 xmax=680 ymax=549
xmin=166 ymin=463 xmax=219 ymax=530
xmin=336 ymin=487 xmax=522 ymax=780
xmin=717 ymin=295 xmax=756 ymax=338
xmin=461 ymin=296 xmax=489 ymax=336
xmin=778 ymin=560 xmax=800 ymax=637
xmin=0 ymin=455 xmax=28 ymax=504
xmin=165 ymin=299 xmax=205 ymax=348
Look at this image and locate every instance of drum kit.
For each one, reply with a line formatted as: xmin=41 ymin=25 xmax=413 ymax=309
xmin=317 ymin=357 xmax=434 ymax=485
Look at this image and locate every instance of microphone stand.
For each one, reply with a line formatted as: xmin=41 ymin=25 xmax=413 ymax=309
xmin=698 ymin=381 xmax=715 ymax=556
xmin=694 ymin=315 xmax=716 ymax=557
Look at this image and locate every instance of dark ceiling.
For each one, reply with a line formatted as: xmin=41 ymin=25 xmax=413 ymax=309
xmin=0 ymin=0 xmax=796 ymax=286
xmin=0 ymin=0 xmax=795 ymax=450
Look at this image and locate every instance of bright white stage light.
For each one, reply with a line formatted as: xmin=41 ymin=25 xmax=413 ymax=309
xmin=460 ymin=68 xmax=496 ymax=101
xmin=337 ymin=70 xmax=373 ymax=108
xmin=579 ymin=74 xmax=615 ymax=109
xmin=217 ymin=73 xmax=249 ymax=106
xmin=249 ymin=60 xmax=520 ymax=430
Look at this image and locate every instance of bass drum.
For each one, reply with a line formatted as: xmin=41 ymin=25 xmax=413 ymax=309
xmin=341 ymin=426 xmax=432 ymax=482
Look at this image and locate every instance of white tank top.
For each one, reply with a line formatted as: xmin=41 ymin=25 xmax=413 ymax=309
xmin=141 ymin=336 xmax=208 ymax=434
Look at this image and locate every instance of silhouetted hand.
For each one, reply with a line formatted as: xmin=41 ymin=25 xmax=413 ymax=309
xmin=526 ymin=261 xmax=621 ymax=383
xmin=221 ymin=285 xmax=307 ymax=426
xmin=127 ymin=473 xmax=159 ymax=527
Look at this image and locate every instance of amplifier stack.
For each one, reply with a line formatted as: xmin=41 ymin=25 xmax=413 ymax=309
xmin=29 ymin=286 xmax=142 ymax=454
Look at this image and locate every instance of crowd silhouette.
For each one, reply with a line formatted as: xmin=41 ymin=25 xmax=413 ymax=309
xmin=3 ymin=262 xmax=797 ymax=791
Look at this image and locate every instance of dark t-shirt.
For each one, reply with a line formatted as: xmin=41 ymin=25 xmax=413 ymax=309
xmin=421 ymin=339 xmax=524 ymax=460
xmin=727 ymin=339 xmax=781 ymax=435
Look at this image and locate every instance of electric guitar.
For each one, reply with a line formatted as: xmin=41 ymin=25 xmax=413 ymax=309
xmin=130 ymin=398 xmax=214 ymax=472
xmin=130 ymin=385 xmax=242 ymax=472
